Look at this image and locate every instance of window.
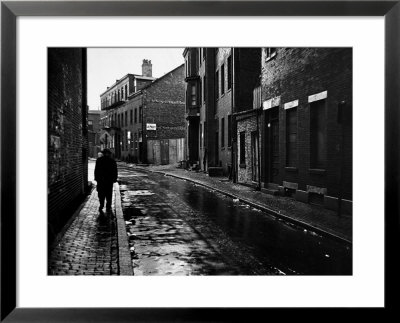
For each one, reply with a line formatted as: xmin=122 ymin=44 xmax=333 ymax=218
xmin=199 ymin=79 xmax=202 ymax=106
xmin=134 ymin=108 xmax=137 ymax=123
xmin=203 ymin=76 xmax=207 ymax=103
xmin=121 ymin=87 xmax=124 ymax=100
xmin=125 ymin=111 xmax=128 ymax=127
xmin=118 ymin=114 xmax=120 ymax=127
xmin=191 ymin=83 xmax=197 ymax=106
xmin=286 ymin=108 xmax=298 ymax=167
xmin=310 ymin=99 xmax=327 ymax=169
xmin=228 ymin=115 xmax=232 ymax=147
xmin=200 ymin=123 xmax=203 ymax=149
xmin=215 ymin=70 xmax=219 ymax=99
xmin=221 ymin=118 xmax=225 ymax=148
xmin=121 ymin=113 xmax=124 ymax=127
xmin=139 ymin=107 xmax=143 ymax=123
xmin=88 ymin=120 xmax=93 ymax=126
xmin=265 ymin=48 xmax=277 ymax=61
xmin=240 ymin=132 xmax=246 ymax=165
xmin=221 ymin=64 xmax=225 ymax=95
xmin=203 ymin=47 xmax=206 ymax=60
xmin=125 ymin=85 xmax=128 ymax=99
xmin=130 ymin=110 xmax=133 ymax=124
xmin=227 ymin=55 xmax=232 ymax=90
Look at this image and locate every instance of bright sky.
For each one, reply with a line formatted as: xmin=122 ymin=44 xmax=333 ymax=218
xmin=87 ymin=48 xmax=185 ymax=110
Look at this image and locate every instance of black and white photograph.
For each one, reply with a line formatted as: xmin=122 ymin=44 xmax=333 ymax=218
xmin=47 ymin=47 xmax=353 ymax=276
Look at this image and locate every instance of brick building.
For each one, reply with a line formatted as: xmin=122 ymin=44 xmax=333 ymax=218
xmin=258 ymin=48 xmax=352 ymax=213
xmin=87 ymin=109 xmax=102 ymax=158
xmin=183 ymin=48 xmax=261 ymax=176
xmin=99 ymin=60 xmax=156 ymax=160
xmin=48 ymin=48 xmax=88 ymax=244
xmin=100 ymin=61 xmax=185 ymax=165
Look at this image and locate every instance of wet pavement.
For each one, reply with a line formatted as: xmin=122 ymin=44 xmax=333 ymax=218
xmin=118 ymin=163 xmax=352 ymax=275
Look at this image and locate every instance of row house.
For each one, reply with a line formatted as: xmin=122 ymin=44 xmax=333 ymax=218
xmin=257 ymin=48 xmax=352 ymax=213
xmin=183 ymin=48 xmax=260 ymax=176
xmin=184 ymin=47 xmax=352 ymax=214
xmin=100 ymin=60 xmax=186 ymax=165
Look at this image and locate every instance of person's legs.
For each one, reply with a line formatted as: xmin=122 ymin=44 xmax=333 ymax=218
xmin=97 ymin=183 xmax=105 ymax=211
xmin=105 ymin=183 xmax=113 ymax=211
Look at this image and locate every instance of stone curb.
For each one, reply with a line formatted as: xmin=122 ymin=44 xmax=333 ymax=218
xmin=114 ymin=182 xmax=134 ymax=275
xmin=148 ymin=169 xmax=352 ymax=246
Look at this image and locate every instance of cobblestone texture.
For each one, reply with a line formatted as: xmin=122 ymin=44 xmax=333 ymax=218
xmin=48 ymin=187 xmax=119 ymax=275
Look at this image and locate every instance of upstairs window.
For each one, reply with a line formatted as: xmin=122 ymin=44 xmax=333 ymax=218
xmin=215 ymin=70 xmax=219 ymax=99
xmin=265 ymin=48 xmax=277 ymax=61
xmin=191 ymin=83 xmax=197 ymax=106
xmin=227 ymin=55 xmax=232 ymax=90
xmin=221 ymin=64 xmax=225 ymax=95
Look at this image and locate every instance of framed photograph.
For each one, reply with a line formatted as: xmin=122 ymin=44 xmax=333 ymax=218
xmin=1 ymin=0 xmax=398 ymax=321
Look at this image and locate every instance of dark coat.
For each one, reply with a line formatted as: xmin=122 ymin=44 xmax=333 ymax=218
xmin=94 ymin=156 xmax=118 ymax=185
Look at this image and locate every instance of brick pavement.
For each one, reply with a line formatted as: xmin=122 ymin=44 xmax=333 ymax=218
xmin=132 ymin=164 xmax=352 ymax=244
xmin=48 ymin=186 xmax=119 ymax=275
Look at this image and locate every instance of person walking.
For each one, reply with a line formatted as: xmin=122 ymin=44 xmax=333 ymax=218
xmin=95 ymin=148 xmax=118 ymax=213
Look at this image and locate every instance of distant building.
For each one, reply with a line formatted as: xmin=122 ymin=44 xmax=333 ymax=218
xmin=87 ymin=109 xmax=102 ymax=158
xmin=48 ymin=48 xmax=88 ymax=244
xmin=100 ymin=61 xmax=186 ymax=165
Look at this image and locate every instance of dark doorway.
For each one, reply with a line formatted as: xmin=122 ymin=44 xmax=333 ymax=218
xmin=251 ymin=131 xmax=259 ymax=182
xmin=160 ymin=140 xmax=169 ymax=165
xmin=215 ymin=131 xmax=219 ymax=166
xmin=266 ymin=107 xmax=280 ymax=184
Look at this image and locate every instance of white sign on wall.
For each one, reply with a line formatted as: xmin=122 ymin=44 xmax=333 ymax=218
xmin=146 ymin=123 xmax=156 ymax=131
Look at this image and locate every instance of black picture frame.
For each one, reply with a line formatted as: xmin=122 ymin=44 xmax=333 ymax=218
xmin=1 ymin=0 xmax=398 ymax=321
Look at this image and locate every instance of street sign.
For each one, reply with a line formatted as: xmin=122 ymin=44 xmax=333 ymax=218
xmin=146 ymin=123 xmax=156 ymax=130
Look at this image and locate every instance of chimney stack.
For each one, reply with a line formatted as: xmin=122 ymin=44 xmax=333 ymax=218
xmin=142 ymin=59 xmax=152 ymax=77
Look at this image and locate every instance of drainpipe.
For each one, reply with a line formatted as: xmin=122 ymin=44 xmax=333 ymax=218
xmin=256 ymin=106 xmax=262 ymax=191
xmin=231 ymin=48 xmax=237 ymax=183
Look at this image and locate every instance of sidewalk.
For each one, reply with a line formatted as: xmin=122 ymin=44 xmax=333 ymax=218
xmin=131 ymin=164 xmax=352 ymax=244
xmin=48 ymin=183 xmax=132 ymax=275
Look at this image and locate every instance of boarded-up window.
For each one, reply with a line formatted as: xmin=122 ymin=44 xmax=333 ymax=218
xmin=286 ymin=108 xmax=297 ymax=167
xmin=310 ymin=99 xmax=327 ymax=169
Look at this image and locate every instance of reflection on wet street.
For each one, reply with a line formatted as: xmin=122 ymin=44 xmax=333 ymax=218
xmin=118 ymin=164 xmax=352 ymax=275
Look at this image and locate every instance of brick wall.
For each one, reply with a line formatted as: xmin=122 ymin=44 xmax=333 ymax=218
xmin=48 ymin=48 xmax=88 ymax=243
xmin=236 ymin=112 xmax=260 ymax=185
xmin=143 ymin=65 xmax=186 ymax=146
xmin=261 ymin=48 xmax=352 ymax=200
xmin=132 ymin=64 xmax=187 ymax=164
